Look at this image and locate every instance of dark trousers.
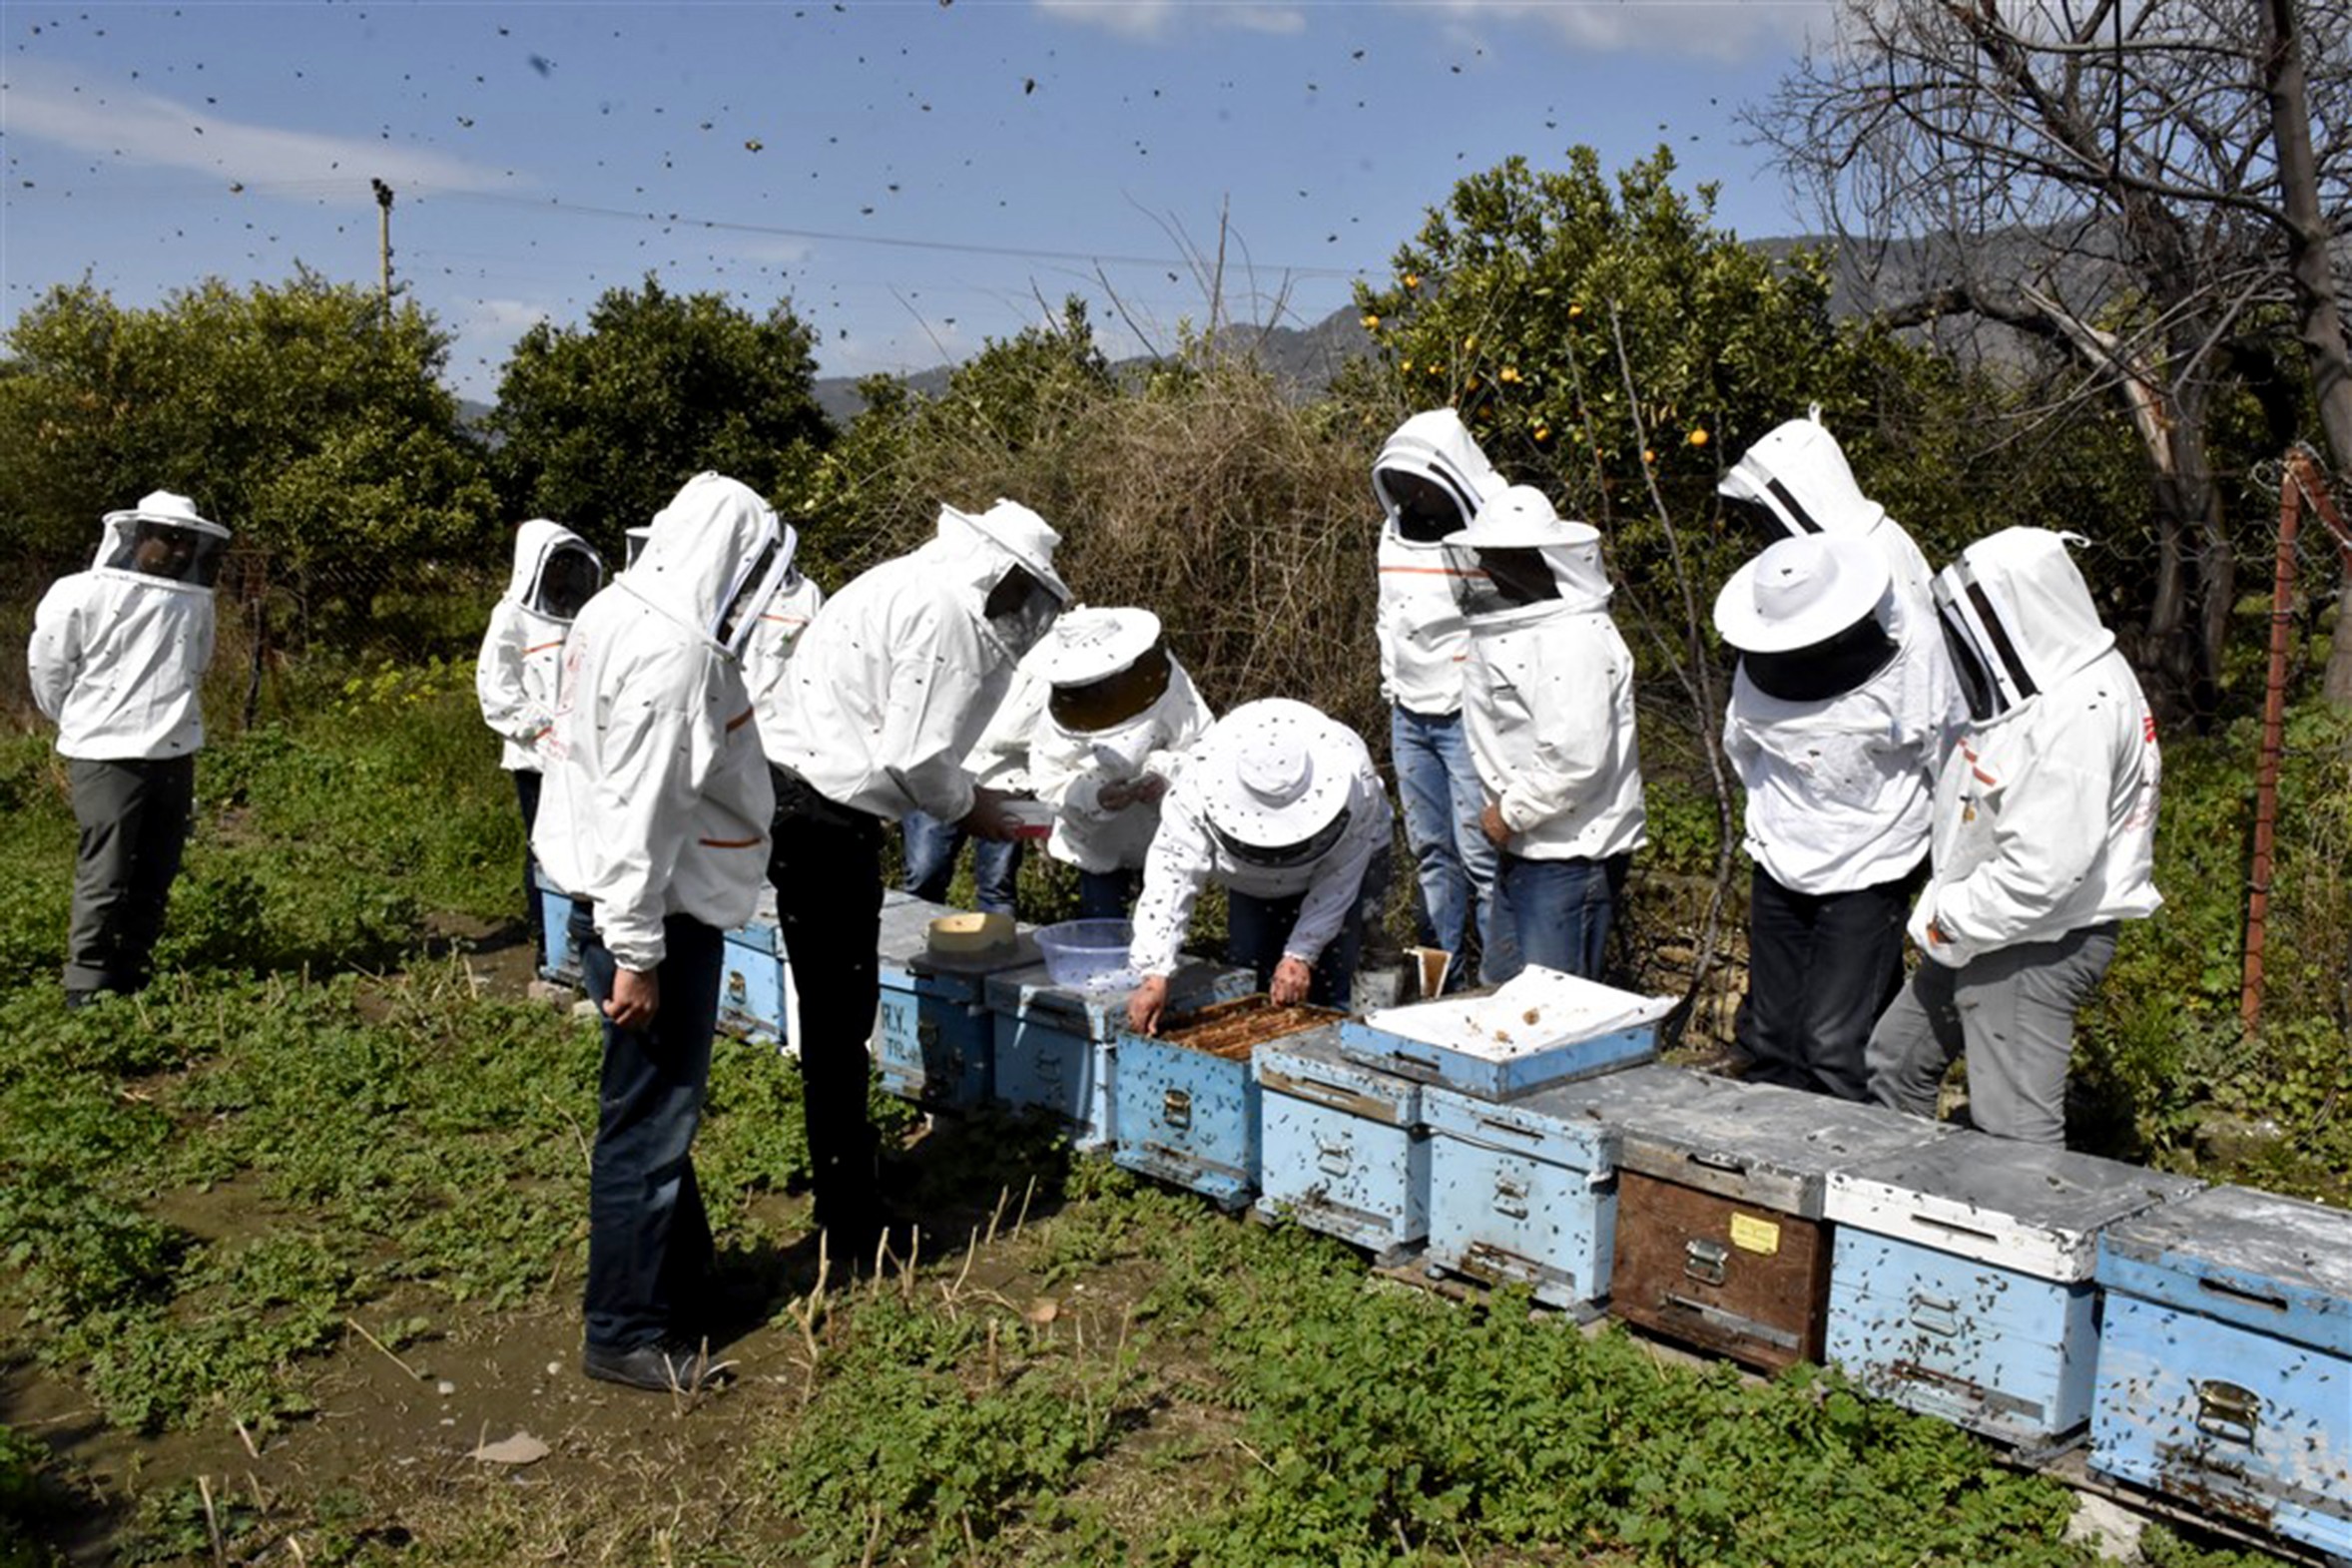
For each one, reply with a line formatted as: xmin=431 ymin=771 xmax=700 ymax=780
xmin=573 ymin=902 xmax=723 ymax=1351
xmin=513 ymin=769 xmax=545 ymax=941
xmin=770 ymin=767 xmax=887 ymax=1237
xmin=1225 ymin=848 xmax=1391 ymax=1011
xmin=1735 ymin=863 xmax=1916 ymax=1103
xmin=1076 ymin=866 xmax=1140 ymax=920
xmin=66 ymin=755 xmax=197 ymax=996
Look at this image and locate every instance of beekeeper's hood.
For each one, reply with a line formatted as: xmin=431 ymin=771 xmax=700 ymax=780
xmin=1719 ymin=409 xmax=1885 ymax=544
xmin=1714 ymin=534 xmax=1898 ymax=703
xmin=96 ymin=491 xmax=232 ymax=591
xmin=936 ymin=498 xmax=1071 ymax=659
xmin=1195 ymin=698 xmax=1357 ymax=868
xmin=623 ymin=472 xmax=797 ymax=659
xmin=1935 ymin=527 xmax=2113 ymax=724
xmin=1374 ymin=408 xmax=1508 ymax=543
xmin=623 ymin=525 xmax=653 ymax=569
xmin=1023 ymin=606 xmax=1171 ymax=735
xmin=503 ymin=518 xmax=606 ymax=624
xmin=1453 ymin=485 xmax=1610 ymax=618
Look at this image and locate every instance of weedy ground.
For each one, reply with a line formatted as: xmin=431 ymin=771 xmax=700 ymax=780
xmin=0 ymin=680 xmax=2316 ymax=1567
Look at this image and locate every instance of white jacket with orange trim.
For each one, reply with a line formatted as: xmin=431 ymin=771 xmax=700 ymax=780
xmin=532 ymin=475 xmax=782 ymax=971
xmin=475 ymin=518 xmax=597 ymax=773
xmin=741 ymin=569 xmax=827 ymax=738
xmin=1375 ymin=409 xmax=1507 ymax=715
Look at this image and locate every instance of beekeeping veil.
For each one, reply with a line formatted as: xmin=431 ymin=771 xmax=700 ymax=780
xmin=97 ymin=491 xmax=231 ymax=591
xmin=1713 ymin=534 xmax=1898 ymax=703
xmin=1451 ymin=485 xmax=1610 ymax=619
xmin=1934 ymin=528 xmax=2112 ymax=725
xmin=505 ymin=518 xmax=605 ymax=623
xmin=625 ymin=472 xmax=797 ymax=659
xmin=1374 ymin=408 xmax=1506 ymax=543
xmin=937 ymin=499 xmax=1071 ymax=660
xmin=1196 ymin=698 xmax=1358 ymax=869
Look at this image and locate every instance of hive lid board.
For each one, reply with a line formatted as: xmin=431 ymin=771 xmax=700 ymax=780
xmin=1358 ymin=968 xmax=1675 ymax=1062
xmin=2098 ymin=1183 xmax=2352 ymax=1352
xmin=1423 ymin=1062 xmax=1727 ymax=1163
xmin=1615 ymin=1082 xmax=1955 ymax=1219
xmin=1254 ymin=1026 xmax=1423 ymax=1125
xmin=1825 ymin=1131 xmax=2202 ymax=1281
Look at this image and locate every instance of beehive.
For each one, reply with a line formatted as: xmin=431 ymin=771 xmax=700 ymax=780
xmin=1115 ymin=999 xmax=1342 ymax=1209
xmin=1255 ymin=1028 xmax=1431 ymax=1262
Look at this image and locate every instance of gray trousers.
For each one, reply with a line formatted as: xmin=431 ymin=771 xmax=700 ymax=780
xmin=67 ymin=755 xmax=197 ymax=996
xmin=1865 ymin=922 xmax=2119 ymax=1147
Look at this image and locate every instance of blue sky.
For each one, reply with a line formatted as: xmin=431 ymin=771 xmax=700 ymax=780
xmin=4 ymin=1 xmax=1832 ymax=401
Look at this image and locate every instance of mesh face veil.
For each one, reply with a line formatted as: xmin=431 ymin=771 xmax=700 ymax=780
xmin=983 ymin=564 xmax=1063 ymax=657
xmin=1933 ymin=558 xmax=2037 ymax=723
xmin=1048 ymin=642 xmax=1172 ymax=733
xmin=1208 ymin=805 xmax=1352 ymax=870
xmin=714 ymin=522 xmax=795 ymax=659
xmin=535 ymin=543 xmax=603 ymax=621
xmin=108 ymin=520 xmax=228 ymax=588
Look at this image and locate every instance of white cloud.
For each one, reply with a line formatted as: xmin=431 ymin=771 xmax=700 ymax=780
xmin=1433 ymin=0 xmax=1826 ymax=63
xmin=1033 ymin=1 xmax=1306 ymax=42
xmin=5 ymin=62 xmax=518 ymax=194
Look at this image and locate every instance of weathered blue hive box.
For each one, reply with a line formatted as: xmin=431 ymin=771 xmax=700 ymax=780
xmin=1824 ymin=1134 xmax=2200 ymax=1453
xmin=987 ymin=957 xmax=1252 ymax=1150
xmin=873 ymin=892 xmax=1035 ymax=1112
xmin=718 ymin=885 xmax=788 ymax=1045
xmin=1609 ymin=1084 xmax=1952 ymax=1371
xmin=2090 ymin=1184 xmax=2352 ymax=1558
xmin=534 ymin=867 xmax=581 ymax=986
xmin=1336 ymin=971 xmax=1661 ymax=1099
xmin=1422 ymin=1063 xmax=1724 ymax=1313
xmin=1114 ymin=1000 xmax=1341 ymax=1210
xmin=1254 ymin=1028 xmax=1432 ymax=1261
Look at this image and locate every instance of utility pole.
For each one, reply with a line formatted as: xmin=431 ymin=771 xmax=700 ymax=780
xmin=371 ymin=178 xmax=395 ymax=325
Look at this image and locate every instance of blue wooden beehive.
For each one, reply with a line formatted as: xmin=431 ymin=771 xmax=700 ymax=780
xmin=1608 ymin=1083 xmax=1954 ymax=1370
xmin=987 ymin=957 xmax=1252 ymax=1150
xmin=534 ymin=867 xmax=581 ymax=986
xmin=1422 ymin=1063 xmax=1726 ymax=1314
xmin=873 ymin=892 xmax=1034 ymax=1113
xmin=1336 ymin=969 xmax=1662 ymax=1099
xmin=718 ymin=885 xmax=788 ymax=1045
xmin=1254 ymin=1028 xmax=1432 ymax=1262
xmin=2091 ymin=1184 xmax=2352 ymax=1558
xmin=1824 ymin=1133 xmax=2200 ymax=1454
xmin=1114 ymin=1002 xmax=1342 ymax=1210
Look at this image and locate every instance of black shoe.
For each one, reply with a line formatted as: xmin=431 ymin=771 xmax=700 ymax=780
xmin=580 ymin=1339 xmax=729 ymax=1392
xmin=63 ymin=990 xmax=98 ymax=1011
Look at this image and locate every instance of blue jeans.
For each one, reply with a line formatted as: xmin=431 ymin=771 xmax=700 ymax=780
xmin=1226 ymin=848 xmax=1391 ymax=1010
xmin=1076 ymin=866 xmax=1139 ymax=920
xmin=1391 ymin=705 xmax=1512 ymax=986
xmin=573 ymin=904 xmax=724 ymax=1351
xmin=1496 ymin=852 xmax=1627 ymax=983
xmin=900 ymin=810 xmax=1021 ymax=914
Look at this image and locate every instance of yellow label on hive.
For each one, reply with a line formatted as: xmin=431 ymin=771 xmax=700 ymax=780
xmin=1729 ymin=1213 xmax=1781 ymax=1256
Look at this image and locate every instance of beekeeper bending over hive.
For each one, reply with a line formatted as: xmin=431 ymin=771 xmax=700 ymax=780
xmin=1024 ymin=607 xmax=1215 ymax=919
xmin=28 ymin=491 xmax=231 ymax=1008
xmin=534 ymin=472 xmax=794 ymax=1392
xmin=475 ymin=519 xmax=604 ymax=946
xmin=1125 ymin=698 xmax=1391 ymax=1034
xmin=1867 ymin=527 xmax=2161 ymax=1146
xmin=1714 ymin=532 xmax=1960 ymax=1102
xmin=760 ymin=500 xmax=1069 ymax=1252
xmin=1455 ymin=485 xmax=1646 ymax=983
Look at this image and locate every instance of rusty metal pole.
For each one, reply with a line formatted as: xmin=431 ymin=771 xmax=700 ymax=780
xmin=2242 ymin=460 xmax=2304 ymax=1034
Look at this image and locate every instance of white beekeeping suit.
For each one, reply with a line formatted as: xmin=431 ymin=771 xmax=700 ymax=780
xmin=476 ymin=519 xmax=604 ymax=772
xmin=1128 ymin=699 xmax=1391 ymax=980
xmin=1374 ymin=408 xmax=1507 ymax=712
xmin=1912 ymin=528 xmax=2161 ymax=966
xmin=740 ymin=565 xmax=827 ymax=727
xmin=1719 ymin=409 xmax=1937 ymax=618
xmin=532 ymin=472 xmax=793 ymax=972
xmin=759 ymin=500 xmax=1069 ymax=823
xmin=29 ymin=492 xmax=231 ymax=761
xmin=1717 ymin=534 xmax=1961 ymax=897
xmin=1024 ymin=608 xmax=1216 ymax=874
xmin=1456 ymin=487 xmax=1645 ymax=864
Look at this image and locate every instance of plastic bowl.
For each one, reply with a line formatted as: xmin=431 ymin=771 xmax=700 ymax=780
xmin=1035 ymin=918 xmax=1138 ymax=991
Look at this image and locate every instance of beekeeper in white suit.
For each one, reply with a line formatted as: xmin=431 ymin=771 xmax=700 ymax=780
xmin=1719 ymin=407 xmax=1936 ymax=616
xmin=534 ymin=471 xmax=793 ymax=1392
xmin=760 ymin=499 xmax=1069 ymax=1253
xmin=1867 ymin=527 xmax=2161 ymax=1146
xmin=1374 ymin=407 xmax=1515 ymax=988
xmin=475 ymin=519 xmax=604 ymax=945
xmin=28 ymin=491 xmax=231 ymax=1007
xmin=1454 ymin=485 xmax=1645 ymax=983
xmin=1024 ymin=607 xmax=1215 ymax=918
xmin=1715 ymin=533 xmax=1961 ymax=1102
xmin=1124 ymin=698 xmax=1391 ymax=1035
